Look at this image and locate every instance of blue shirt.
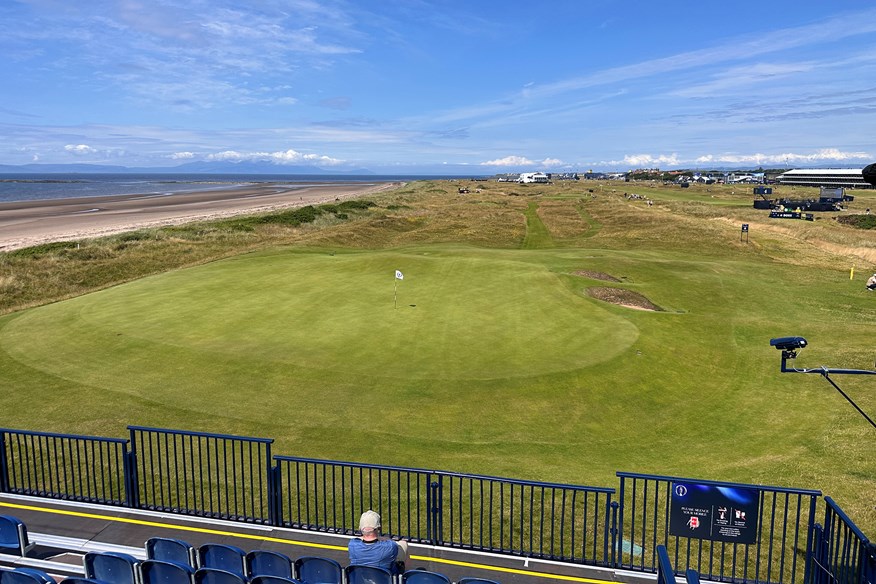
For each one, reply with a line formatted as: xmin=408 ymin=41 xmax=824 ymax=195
xmin=348 ymin=538 xmax=400 ymax=572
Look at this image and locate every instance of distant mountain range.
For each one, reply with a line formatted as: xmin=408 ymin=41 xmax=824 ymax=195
xmin=0 ymin=161 xmax=376 ymax=174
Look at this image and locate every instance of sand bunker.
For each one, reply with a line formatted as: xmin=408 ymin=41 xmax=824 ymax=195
xmin=586 ymin=287 xmax=662 ymax=311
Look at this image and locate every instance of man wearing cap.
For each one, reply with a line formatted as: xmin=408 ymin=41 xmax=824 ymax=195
xmin=348 ymin=510 xmax=408 ymax=574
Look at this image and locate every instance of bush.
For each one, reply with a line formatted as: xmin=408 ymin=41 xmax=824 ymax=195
xmin=7 ymin=241 xmax=78 ymax=258
xmin=255 ymin=205 xmax=322 ymax=226
xmin=836 ymin=214 xmax=876 ymax=229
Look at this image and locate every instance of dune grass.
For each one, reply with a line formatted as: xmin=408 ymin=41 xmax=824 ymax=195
xmin=0 ymin=179 xmax=874 ymax=534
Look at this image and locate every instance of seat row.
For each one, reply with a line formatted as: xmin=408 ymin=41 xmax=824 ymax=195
xmin=135 ymin=537 xmax=498 ymax=584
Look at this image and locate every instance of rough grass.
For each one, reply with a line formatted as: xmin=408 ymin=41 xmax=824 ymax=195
xmin=1 ymin=179 xmax=875 ymax=536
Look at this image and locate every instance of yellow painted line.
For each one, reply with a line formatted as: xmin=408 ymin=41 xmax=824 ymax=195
xmin=0 ymin=501 xmax=613 ymax=584
xmin=0 ymin=501 xmax=344 ymax=552
xmin=407 ymin=556 xmax=612 ymax=584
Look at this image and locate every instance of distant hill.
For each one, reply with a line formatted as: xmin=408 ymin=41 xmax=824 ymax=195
xmin=0 ymin=161 xmax=375 ymax=175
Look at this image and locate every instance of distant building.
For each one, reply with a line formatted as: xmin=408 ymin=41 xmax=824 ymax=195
xmin=776 ymin=168 xmax=872 ymax=189
xmin=517 ymin=172 xmax=550 ymax=184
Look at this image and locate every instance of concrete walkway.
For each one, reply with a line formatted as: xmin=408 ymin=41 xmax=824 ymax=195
xmin=0 ymin=494 xmax=650 ymax=584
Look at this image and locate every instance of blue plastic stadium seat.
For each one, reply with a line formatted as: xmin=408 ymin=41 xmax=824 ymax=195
xmin=85 ymin=551 xmax=140 ymax=584
xmin=251 ymin=577 xmax=303 ymax=584
xmin=246 ymin=550 xmax=294 ymax=579
xmin=345 ymin=565 xmax=393 ymax=584
xmin=402 ymin=571 xmax=450 ymax=584
xmin=0 ymin=516 xmax=34 ymax=556
xmin=194 ymin=568 xmax=246 ymax=584
xmin=293 ymin=557 xmax=343 ymax=584
xmin=198 ymin=544 xmax=246 ymax=579
xmin=61 ymin=579 xmax=112 ymax=584
xmin=458 ymin=578 xmax=501 ymax=584
xmin=140 ymin=559 xmax=196 ymax=584
xmin=146 ymin=537 xmax=197 ymax=569
xmin=0 ymin=568 xmax=55 ymax=584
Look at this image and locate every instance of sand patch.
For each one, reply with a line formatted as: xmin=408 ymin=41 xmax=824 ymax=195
xmin=0 ymin=182 xmax=400 ymax=252
xmin=586 ymin=287 xmax=662 ymax=311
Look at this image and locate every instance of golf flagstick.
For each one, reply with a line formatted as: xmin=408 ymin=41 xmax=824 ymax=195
xmin=394 ymin=269 xmax=404 ymax=308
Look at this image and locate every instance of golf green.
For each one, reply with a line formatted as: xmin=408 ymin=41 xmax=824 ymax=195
xmin=0 ymin=247 xmax=638 ymax=387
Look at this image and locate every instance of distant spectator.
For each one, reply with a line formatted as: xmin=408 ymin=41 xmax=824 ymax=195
xmin=867 ymin=273 xmax=876 ymax=291
xmin=348 ymin=511 xmax=408 ymax=574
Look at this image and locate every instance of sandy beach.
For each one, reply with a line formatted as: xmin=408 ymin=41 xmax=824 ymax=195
xmin=0 ymin=181 xmax=400 ymax=252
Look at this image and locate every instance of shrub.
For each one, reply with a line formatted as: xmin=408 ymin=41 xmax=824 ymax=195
xmin=7 ymin=241 xmax=78 ymax=258
xmin=255 ymin=205 xmax=322 ymax=226
xmin=836 ymin=214 xmax=876 ymax=229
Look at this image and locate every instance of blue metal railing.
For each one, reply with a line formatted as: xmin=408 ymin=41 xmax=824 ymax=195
xmin=0 ymin=428 xmax=129 ymax=506
xmin=617 ymin=472 xmax=821 ymax=584
xmin=128 ymin=426 xmax=274 ymax=523
xmin=274 ymin=457 xmax=614 ymax=565
xmin=810 ymin=497 xmax=875 ymax=584
xmin=435 ymin=470 xmax=614 ymax=564
xmin=0 ymin=424 xmax=872 ymax=584
xmin=274 ymin=456 xmax=433 ymax=541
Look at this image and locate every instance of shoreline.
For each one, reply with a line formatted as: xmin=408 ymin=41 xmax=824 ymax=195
xmin=0 ymin=181 xmax=401 ymax=252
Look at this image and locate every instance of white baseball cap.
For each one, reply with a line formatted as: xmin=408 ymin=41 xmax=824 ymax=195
xmin=359 ymin=510 xmax=381 ymax=532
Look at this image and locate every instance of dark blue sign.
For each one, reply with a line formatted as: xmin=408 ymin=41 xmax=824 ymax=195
xmin=670 ymin=482 xmax=760 ymax=544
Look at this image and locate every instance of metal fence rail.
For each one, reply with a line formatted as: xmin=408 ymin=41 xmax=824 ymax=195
xmin=810 ymin=497 xmax=875 ymax=584
xmin=0 ymin=424 xmax=872 ymax=584
xmin=436 ymin=470 xmax=614 ymax=565
xmin=128 ymin=426 xmax=273 ymax=523
xmin=0 ymin=428 xmax=128 ymax=506
xmin=617 ymin=472 xmax=820 ymax=584
xmin=273 ymin=457 xmax=615 ymax=565
xmin=274 ymin=457 xmax=433 ymax=541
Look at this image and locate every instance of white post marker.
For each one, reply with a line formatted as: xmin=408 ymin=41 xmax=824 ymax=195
xmin=394 ymin=270 xmax=404 ymax=309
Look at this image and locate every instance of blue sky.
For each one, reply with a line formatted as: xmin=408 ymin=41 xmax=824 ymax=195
xmin=2 ymin=0 xmax=876 ymax=173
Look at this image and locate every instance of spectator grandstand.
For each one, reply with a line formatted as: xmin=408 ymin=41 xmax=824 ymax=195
xmin=776 ymin=168 xmax=873 ymax=188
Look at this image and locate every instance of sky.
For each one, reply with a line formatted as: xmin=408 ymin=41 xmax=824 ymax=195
xmin=2 ymin=0 xmax=876 ymax=174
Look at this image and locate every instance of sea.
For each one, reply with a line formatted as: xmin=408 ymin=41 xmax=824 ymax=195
xmin=0 ymin=173 xmax=470 ymax=204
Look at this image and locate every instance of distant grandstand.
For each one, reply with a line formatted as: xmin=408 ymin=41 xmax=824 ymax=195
xmin=776 ymin=167 xmax=873 ymax=188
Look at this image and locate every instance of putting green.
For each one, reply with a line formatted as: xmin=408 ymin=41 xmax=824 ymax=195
xmin=0 ymin=248 xmax=638 ymax=385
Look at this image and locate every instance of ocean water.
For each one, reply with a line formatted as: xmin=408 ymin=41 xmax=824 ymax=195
xmin=0 ymin=173 xmax=460 ymax=203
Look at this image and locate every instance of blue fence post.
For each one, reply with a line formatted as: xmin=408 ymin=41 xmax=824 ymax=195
xmin=803 ymin=493 xmax=818 ymax=584
xmin=616 ymin=476 xmax=626 ymax=569
xmin=865 ymin=542 xmax=875 ymax=584
xmin=609 ymin=500 xmax=619 ymax=568
xmin=268 ymin=464 xmax=281 ymax=527
xmin=807 ymin=523 xmax=823 ymax=584
xmin=429 ymin=476 xmax=442 ymax=546
xmin=123 ymin=446 xmax=138 ymax=509
xmin=0 ymin=432 xmax=8 ymax=493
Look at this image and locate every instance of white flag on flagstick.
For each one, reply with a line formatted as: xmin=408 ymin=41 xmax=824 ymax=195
xmin=395 ymin=270 xmax=404 ymax=280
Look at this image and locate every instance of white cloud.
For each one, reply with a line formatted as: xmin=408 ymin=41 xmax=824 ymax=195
xmin=64 ymin=144 xmax=98 ymax=155
xmin=694 ymin=149 xmax=872 ymax=165
xmin=206 ymin=148 xmax=343 ymax=165
xmin=622 ymin=153 xmax=681 ymax=167
xmin=597 ymin=149 xmax=873 ymax=169
xmin=480 ymin=155 xmax=534 ymax=166
xmin=170 ymin=151 xmax=195 ymax=159
xmin=540 ymin=158 xmax=566 ymax=167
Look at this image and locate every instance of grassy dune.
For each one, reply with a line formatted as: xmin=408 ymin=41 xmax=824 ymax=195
xmin=0 ymin=180 xmax=874 ymax=533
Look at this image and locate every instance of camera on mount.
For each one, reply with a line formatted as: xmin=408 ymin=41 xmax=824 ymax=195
xmin=769 ymin=336 xmax=807 ymax=354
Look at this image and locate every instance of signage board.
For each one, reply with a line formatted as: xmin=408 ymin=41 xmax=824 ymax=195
xmin=670 ymin=482 xmax=760 ymax=544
